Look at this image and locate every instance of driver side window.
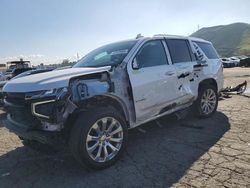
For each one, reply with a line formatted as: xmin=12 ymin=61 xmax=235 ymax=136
xmin=134 ymin=40 xmax=168 ymax=69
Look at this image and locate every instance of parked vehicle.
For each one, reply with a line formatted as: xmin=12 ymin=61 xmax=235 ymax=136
xmin=0 ymin=72 xmax=7 ymax=81
xmin=229 ymin=57 xmax=240 ymax=67
xmin=221 ymin=58 xmax=234 ymax=68
xmin=2 ymin=35 xmax=223 ymax=169
xmin=5 ymin=59 xmax=33 ymax=80
xmin=239 ymin=57 xmax=250 ymax=67
xmin=236 ymin=55 xmax=248 ymax=60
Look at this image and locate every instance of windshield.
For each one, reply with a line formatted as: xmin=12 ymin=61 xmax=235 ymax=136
xmin=74 ymin=40 xmax=137 ymax=68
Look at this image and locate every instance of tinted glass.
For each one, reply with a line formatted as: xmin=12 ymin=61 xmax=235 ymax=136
xmin=74 ymin=40 xmax=137 ymax=68
xmin=136 ymin=40 xmax=168 ymax=68
xmin=194 ymin=41 xmax=219 ymax=59
xmin=166 ymin=39 xmax=192 ymax=63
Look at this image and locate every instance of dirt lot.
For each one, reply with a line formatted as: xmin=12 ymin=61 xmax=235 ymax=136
xmin=0 ymin=67 xmax=250 ymax=188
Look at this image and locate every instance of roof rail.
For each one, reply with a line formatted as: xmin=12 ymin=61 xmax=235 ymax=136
xmin=136 ymin=33 xmax=143 ymax=39
xmin=153 ymin=34 xmax=167 ymax=37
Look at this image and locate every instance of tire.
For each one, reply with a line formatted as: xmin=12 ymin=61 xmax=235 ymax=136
xmin=69 ymin=106 xmax=128 ymax=169
xmin=193 ymin=85 xmax=218 ymax=118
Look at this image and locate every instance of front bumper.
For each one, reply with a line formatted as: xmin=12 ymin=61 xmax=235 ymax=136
xmin=3 ymin=114 xmax=62 ymax=145
xmin=2 ymin=91 xmax=75 ymax=145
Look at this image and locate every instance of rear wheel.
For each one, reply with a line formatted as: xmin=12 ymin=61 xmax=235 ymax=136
xmin=193 ymin=85 xmax=218 ymax=118
xmin=69 ymin=107 xmax=127 ymax=169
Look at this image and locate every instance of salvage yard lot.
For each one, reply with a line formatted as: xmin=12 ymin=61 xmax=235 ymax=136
xmin=0 ymin=67 xmax=250 ymax=188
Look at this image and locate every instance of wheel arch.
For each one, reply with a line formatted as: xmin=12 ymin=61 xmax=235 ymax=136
xmin=198 ymin=78 xmax=218 ymax=92
xmin=65 ymin=94 xmax=130 ymax=131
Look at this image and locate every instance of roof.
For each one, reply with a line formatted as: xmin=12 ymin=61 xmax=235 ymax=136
xmin=138 ymin=34 xmax=210 ymax=43
xmin=188 ymin=37 xmax=210 ymax=43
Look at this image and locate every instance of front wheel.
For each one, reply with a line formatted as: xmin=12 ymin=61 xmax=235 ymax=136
xmin=193 ymin=85 xmax=218 ymax=118
xmin=69 ymin=107 xmax=128 ymax=169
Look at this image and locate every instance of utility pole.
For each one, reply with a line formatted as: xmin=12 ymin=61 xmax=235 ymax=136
xmin=77 ymin=53 xmax=79 ymax=61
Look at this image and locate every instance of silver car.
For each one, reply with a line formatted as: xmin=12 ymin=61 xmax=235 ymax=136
xmin=2 ymin=35 xmax=223 ymax=169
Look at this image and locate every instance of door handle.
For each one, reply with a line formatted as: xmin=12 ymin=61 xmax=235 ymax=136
xmin=165 ymin=71 xmax=175 ymax=76
xmin=177 ymin=72 xmax=191 ymax=79
xmin=193 ymin=63 xmax=208 ymax=68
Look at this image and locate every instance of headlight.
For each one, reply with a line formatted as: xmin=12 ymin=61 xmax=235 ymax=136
xmin=44 ymin=88 xmax=57 ymax=95
xmin=25 ymin=87 xmax=68 ymax=100
xmin=43 ymin=87 xmax=68 ymax=98
xmin=30 ymin=87 xmax=69 ymax=119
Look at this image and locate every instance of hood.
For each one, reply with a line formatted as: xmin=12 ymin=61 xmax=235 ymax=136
xmin=3 ymin=66 xmax=111 ymax=93
xmin=0 ymin=80 xmax=7 ymax=88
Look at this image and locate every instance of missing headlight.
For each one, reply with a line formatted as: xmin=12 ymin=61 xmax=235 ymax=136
xmin=25 ymin=87 xmax=68 ymax=100
xmin=31 ymin=100 xmax=56 ymax=119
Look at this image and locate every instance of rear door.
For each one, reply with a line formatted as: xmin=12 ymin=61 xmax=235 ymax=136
xmin=192 ymin=41 xmax=223 ymax=91
xmin=127 ymin=39 xmax=179 ymax=122
xmin=165 ymin=39 xmax=197 ymax=103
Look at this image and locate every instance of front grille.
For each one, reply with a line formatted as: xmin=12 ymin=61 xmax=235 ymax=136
xmin=5 ymin=92 xmax=26 ymax=106
xmin=9 ymin=106 xmax=39 ymax=127
xmin=4 ymin=92 xmax=40 ymax=129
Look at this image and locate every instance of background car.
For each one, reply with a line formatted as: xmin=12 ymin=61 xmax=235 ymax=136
xmin=0 ymin=72 xmax=7 ymax=81
xmin=221 ymin=58 xmax=234 ymax=68
xmin=229 ymin=57 xmax=240 ymax=67
xmin=239 ymin=57 xmax=250 ymax=67
xmin=236 ymin=55 xmax=248 ymax=60
xmin=5 ymin=59 xmax=33 ymax=80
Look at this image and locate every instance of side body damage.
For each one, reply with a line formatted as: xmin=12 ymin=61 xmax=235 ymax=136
xmin=27 ymin=67 xmax=135 ymax=137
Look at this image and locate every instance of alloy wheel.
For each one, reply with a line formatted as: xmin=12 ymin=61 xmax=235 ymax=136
xmin=201 ymin=89 xmax=217 ymax=115
xmin=86 ymin=117 xmax=123 ymax=163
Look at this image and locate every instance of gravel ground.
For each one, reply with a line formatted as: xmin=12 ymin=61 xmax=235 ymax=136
xmin=0 ymin=67 xmax=249 ymax=188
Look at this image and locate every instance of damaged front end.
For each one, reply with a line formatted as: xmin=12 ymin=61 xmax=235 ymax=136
xmin=3 ymin=71 xmax=112 ymax=145
xmin=28 ymin=88 xmax=76 ymax=131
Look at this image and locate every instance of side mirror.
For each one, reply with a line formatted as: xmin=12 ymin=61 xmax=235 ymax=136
xmin=132 ymin=58 xmax=139 ymax=69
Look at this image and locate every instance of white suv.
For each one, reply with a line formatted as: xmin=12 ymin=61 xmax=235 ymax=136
xmin=2 ymin=35 xmax=223 ymax=169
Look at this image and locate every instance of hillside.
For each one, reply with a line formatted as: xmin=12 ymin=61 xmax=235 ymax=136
xmin=191 ymin=23 xmax=250 ymax=57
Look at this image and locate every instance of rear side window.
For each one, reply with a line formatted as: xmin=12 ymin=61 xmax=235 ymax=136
xmin=166 ymin=39 xmax=192 ymax=63
xmin=135 ymin=40 xmax=168 ymax=68
xmin=193 ymin=41 xmax=219 ymax=59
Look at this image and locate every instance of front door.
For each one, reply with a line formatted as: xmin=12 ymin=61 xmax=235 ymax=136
xmin=127 ymin=40 xmax=178 ymax=122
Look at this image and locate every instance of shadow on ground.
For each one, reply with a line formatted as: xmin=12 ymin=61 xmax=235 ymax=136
xmin=0 ymin=110 xmax=6 ymax=128
xmin=0 ymin=112 xmax=230 ymax=187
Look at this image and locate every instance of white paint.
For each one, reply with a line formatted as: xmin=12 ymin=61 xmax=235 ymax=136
xmin=127 ymin=36 xmax=223 ymax=125
xmin=3 ymin=35 xmax=224 ymax=128
xmin=3 ymin=66 xmax=111 ymax=92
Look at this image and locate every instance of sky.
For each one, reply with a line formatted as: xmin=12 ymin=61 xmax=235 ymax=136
xmin=0 ymin=0 xmax=250 ymax=65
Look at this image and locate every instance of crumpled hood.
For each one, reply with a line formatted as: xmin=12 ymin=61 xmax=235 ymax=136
xmin=3 ymin=66 xmax=111 ymax=93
